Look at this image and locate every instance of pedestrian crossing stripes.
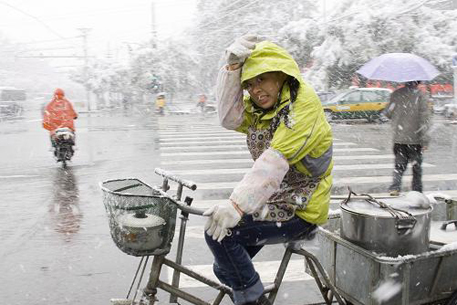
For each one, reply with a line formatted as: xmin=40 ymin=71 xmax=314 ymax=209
xmin=159 ymin=130 xmax=239 ymax=136
xmin=167 ymin=174 xmax=457 ymax=191
xmin=160 ymin=139 xmax=247 ymax=146
xmin=160 ymin=147 xmax=379 ymax=157
xmin=157 ymin=125 xmax=230 ymax=130
xmin=159 ymin=133 xmax=246 ymax=139
xmin=161 ymin=158 xmax=254 ymax=166
xmin=156 ymin=122 xmax=454 ymax=193
xmin=165 ymin=162 xmax=435 ymax=176
xmin=160 ymin=142 xmax=356 ymax=149
xmin=159 ymin=135 xmax=246 ymax=142
xmin=159 ymin=134 xmax=341 ymax=142
xmin=161 ymin=144 xmax=248 ymax=150
xmin=160 ymin=154 xmax=398 ymax=166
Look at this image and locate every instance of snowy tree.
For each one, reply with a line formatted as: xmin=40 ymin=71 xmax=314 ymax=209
xmin=189 ymin=0 xmax=317 ymax=95
xmin=73 ymin=0 xmax=457 ymax=101
xmin=128 ymin=39 xmax=199 ymax=100
xmin=295 ymin=0 xmax=457 ymax=90
xmin=187 ymin=0 xmax=457 ymax=92
xmin=71 ymin=38 xmax=199 ymax=107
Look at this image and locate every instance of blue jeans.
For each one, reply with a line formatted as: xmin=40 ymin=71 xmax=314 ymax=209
xmin=204 ymin=215 xmax=316 ymax=305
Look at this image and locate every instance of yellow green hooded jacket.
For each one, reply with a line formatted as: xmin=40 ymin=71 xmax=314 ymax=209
xmin=237 ymin=41 xmax=333 ymax=224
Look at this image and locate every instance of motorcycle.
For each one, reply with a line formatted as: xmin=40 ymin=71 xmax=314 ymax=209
xmin=53 ymin=127 xmax=75 ymax=168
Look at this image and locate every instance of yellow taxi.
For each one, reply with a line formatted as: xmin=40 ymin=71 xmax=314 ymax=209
xmin=322 ymin=87 xmax=392 ymax=122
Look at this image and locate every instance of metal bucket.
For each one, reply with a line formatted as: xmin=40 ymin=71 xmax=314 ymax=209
xmin=431 ymin=196 xmax=457 ymax=221
xmin=340 ymin=193 xmax=432 ymax=256
xmin=446 ymin=198 xmax=457 ymax=220
xmin=100 ymin=178 xmax=178 ymax=257
xmin=316 ymin=226 xmax=457 ymax=305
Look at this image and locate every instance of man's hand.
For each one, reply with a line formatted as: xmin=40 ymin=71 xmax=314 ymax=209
xmin=204 ymin=201 xmax=243 ymax=242
xmin=225 ymin=35 xmax=259 ymax=66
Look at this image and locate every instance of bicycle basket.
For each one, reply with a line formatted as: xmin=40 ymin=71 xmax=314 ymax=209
xmin=100 ymin=178 xmax=178 ymax=257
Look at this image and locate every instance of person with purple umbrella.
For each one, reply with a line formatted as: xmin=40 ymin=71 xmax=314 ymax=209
xmin=357 ymin=53 xmax=439 ymax=196
xmin=383 ymin=81 xmax=432 ymax=196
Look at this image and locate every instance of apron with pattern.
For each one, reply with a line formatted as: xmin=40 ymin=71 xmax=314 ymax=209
xmin=246 ymin=107 xmax=321 ymax=222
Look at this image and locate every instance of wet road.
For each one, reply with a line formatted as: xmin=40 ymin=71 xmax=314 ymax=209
xmin=1 ymin=109 xmax=456 ymax=305
xmin=0 ymin=111 xmax=165 ymax=305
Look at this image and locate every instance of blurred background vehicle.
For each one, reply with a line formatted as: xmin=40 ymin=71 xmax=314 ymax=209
xmin=322 ymin=87 xmax=392 ymax=122
xmin=443 ymin=103 xmax=457 ymax=119
xmin=431 ymin=97 xmax=453 ymax=115
xmin=0 ymin=87 xmax=26 ymax=118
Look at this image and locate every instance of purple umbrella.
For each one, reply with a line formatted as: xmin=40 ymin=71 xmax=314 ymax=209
xmin=356 ymin=53 xmax=440 ymax=82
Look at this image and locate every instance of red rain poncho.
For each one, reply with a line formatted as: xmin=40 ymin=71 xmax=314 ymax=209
xmin=42 ymin=89 xmax=78 ymax=135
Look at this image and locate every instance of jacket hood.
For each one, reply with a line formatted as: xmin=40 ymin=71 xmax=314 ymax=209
xmin=241 ymin=41 xmax=302 ymax=84
xmin=54 ymin=88 xmax=65 ymax=97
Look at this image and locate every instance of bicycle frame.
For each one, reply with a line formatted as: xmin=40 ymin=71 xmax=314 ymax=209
xmin=106 ymin=168 xmax=349 ymax=305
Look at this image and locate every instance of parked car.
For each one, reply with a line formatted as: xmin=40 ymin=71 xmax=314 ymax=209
xmin=0 ymin=101 xmax=23 ymax=118
xmin=322 ymin=88 xmax=392 ymax=122
xmin=443 ymin=103 xmax=457 ymax=119
xmin=0 ymin=87 xmax=27 ymax=118
xmin=431 ymin=97 xmax=453 ymax=115
xmin=0 ymin=87 xmax=26 ymax=118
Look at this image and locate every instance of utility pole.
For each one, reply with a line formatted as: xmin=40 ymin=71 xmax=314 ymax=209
xmin=151 ymin=1 xmax=157 ymax=48
xmin=78 ymin=28 xmax=92 ymax=112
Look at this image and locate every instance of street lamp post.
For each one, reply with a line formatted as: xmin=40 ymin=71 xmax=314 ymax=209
xmin=78 ymin=28 xmax=92 ymax=112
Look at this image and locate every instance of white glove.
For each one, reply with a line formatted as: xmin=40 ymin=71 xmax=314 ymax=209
xmin=225 ymin=35 xmax=259 ymax=65
xmin=204 ymin=201 xmax=242 ymax=242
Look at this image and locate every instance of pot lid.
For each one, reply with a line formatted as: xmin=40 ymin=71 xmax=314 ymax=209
xmin=342 ymin=196 xmax=432 ymax=217
xmin=118 ymin=213 xmax=165 ymax=228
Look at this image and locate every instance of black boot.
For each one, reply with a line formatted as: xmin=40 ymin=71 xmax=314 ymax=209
xmin=244 ymin=295 xmax=272 ymax=305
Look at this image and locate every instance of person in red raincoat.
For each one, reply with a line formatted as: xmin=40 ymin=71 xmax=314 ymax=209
xmin=42 ymin=88 xmax=78 ymax=146
xmin=196 ymin=93 xmax=207 ymax=112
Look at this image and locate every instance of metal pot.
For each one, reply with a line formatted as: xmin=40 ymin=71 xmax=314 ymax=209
xmin=114 ymin=211 xmax=166 ymax=254
xmin=340 ymin=192 xmax=432 ymax=256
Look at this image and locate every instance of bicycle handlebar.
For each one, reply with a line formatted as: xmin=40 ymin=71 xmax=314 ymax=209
xmin=174 ymin=201 xmax=206 ymax=216
xmin=154 ymin=168 xmax=197 ymax=191
xmin=153 ymin=187 xmax=207 ymax=216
